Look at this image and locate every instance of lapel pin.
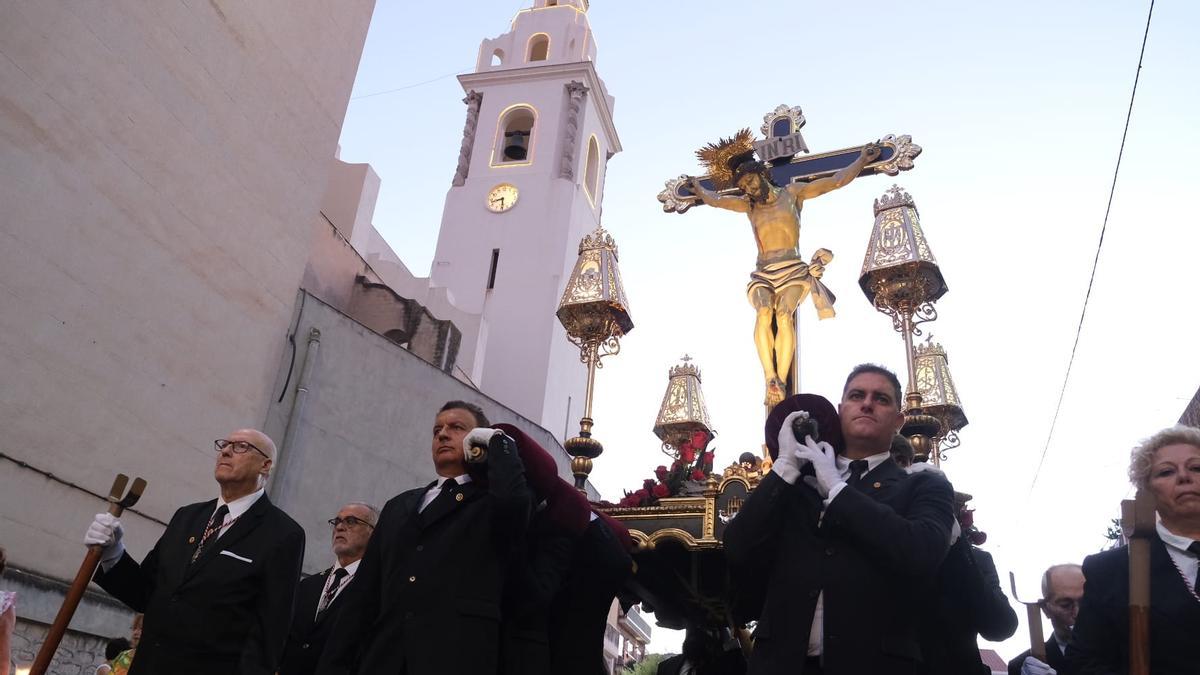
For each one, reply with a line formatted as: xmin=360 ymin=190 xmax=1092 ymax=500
xmin=873 ymin=481 xmax=882 ymax=489
xmin=188 ymin=536 xmax=196 ymax=544
xmin=455 ymin=493 xmax=464 ymax=502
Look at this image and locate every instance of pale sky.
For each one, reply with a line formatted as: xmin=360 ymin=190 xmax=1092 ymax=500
xmin=336 ymin=0 xmax=1199 ymax=659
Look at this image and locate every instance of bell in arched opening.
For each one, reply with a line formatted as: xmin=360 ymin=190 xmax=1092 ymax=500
xmin=503 ymin=130 xmax=529 ymax=161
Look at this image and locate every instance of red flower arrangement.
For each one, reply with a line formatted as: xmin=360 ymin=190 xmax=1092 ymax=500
xmin=958 ymin=505 xmax=987 ymax=546
xmin=615 ymin=431 xmax=714 ymax=508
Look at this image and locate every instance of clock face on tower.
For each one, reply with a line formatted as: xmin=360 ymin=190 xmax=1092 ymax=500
xmin=486 ymin=184 xmax=519 ymax=213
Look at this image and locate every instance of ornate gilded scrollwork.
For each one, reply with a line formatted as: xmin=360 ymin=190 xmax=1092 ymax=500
xmin=874 ymin=134 xmax=922 ymax=176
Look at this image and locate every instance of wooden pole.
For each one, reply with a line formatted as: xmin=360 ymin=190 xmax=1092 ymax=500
xmin=31 ymin=475 xmax=144 ymax=675
xmin=1009 ymin=571 xmax=1047 ymax=662
xmin=1121 ymin=489 xmax=1155 ymax=675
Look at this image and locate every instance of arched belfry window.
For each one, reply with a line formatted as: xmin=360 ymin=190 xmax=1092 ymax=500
xmin=583 ymin=135 xmax=600 ymax=203
xmin=491 ymin=49 xmax=505 ymax=67
xmin=494 ymin=106 xmax=537 ymax=165
xmin=527 ymin=34 xmax=550 ymax=62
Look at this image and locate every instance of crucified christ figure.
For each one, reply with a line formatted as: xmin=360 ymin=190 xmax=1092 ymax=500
xmin=689 ymin=142 xmax=881 ymax=407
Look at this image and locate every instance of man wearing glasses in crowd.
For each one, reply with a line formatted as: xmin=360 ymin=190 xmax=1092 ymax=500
xmin=84 ymin=428 xmax=305 ymax=675
xmin=280 ymin=502 xmax=379 ymax=675
xmin=1007 ymin=564 xmax=1084 ymax=675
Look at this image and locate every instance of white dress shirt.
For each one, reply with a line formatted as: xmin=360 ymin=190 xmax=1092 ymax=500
xmin=808 ymin=450 xmax=894 ymax=656
xmin=1052 ymin=631 xmax=1068 ymax=656
xmin=212 ymin=487 xmax=265 ymax=538
xmin=1157 ymin=520 xmax=1199 ymax=592
xmin=315 ymin=558 xmax=361 ymax=618
xmin=419 ymin=474 xmax=472 ymax=512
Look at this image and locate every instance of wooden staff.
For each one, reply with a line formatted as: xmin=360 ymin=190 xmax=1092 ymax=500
xmin=31 ymin=474 xmax=146 ymax=675
xmin=1120 ymin=489 xmax=1155 ymax=675
xmin=1009 ymin=571 xmax=1047 ymax=662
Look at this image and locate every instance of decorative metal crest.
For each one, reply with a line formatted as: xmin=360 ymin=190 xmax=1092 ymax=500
xmin=760 ymin=104 xmax=807 ymax=136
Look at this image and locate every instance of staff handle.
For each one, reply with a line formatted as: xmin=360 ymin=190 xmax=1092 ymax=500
xmin=1121 ymin=489 xmax=1155 ymax=675
xmin=30 ymin=500 xmax=126 ymax=675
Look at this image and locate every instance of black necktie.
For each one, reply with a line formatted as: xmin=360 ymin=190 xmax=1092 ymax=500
xmin=846 ymin=460 xmax=869 ymax=487
xmin=1189 ymin=542 xmax=1200 ymax=595
xmin=318 ymin=567 xmax=349 ymax=615
xmin=423 ymin=479 xmax=457 ymax=513
xmin=191 ymin=504 xmax=229 ymax=563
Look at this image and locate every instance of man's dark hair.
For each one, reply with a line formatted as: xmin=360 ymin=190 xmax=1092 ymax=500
xmin=105 ymin=636 xmax=132 ymax=660
xmin=732 ymin=159 xmax=776 ymax=189
xmin=842 ymin=363 xmax=904 ymax=405
xmin=439 ymin=400 xmax=490 ymax=427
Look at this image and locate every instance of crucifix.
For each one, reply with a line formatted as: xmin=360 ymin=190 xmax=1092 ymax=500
xmin=657 ymin=104 xmax=922 ymax=408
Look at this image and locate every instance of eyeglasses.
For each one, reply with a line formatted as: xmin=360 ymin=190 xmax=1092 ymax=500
xmin=328 ymin=516 xmax=374 ymax=530
xmin=214 ymin=439 xmax=269 ymax=459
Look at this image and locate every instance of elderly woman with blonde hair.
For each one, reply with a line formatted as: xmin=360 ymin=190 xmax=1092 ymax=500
xmin=1068 ymin=425 xmax=1200 ymax=674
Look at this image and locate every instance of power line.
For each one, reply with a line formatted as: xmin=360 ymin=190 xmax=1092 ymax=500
xmin=1027 ymin=0 xmax=1155 ymax=496
xmin=350 ymin=69 xmax=467 ymax=101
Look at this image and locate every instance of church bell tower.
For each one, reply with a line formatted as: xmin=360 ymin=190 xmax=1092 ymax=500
xmin=430 ymin=0 xmax=621 ymax=439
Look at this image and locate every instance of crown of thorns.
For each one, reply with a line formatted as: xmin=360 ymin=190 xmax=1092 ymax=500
xmin=695 ymin=128 xmax=759 ymax=190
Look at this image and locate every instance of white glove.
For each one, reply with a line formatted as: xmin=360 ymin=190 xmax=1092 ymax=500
xmin=1021 ymin=656 xmax=1056 ymax=675
xmin=794 ymin=436 xmax=841 ymax=498
xmin=84 ymin=512 xmax=125 ymax=564
xmin=463 ymin=427 xmax=501 ymax=464
xmin=906 ymin=461 xmax=943 ymax=475
xmin=770 ymin=411 xmax=808 ymax=484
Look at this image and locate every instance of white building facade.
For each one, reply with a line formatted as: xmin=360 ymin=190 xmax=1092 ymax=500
xmin=428 ymin=0 xmax=621 ymax=440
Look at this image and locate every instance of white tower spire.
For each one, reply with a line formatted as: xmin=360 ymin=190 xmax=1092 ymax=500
xmin=430 ymin=2 xmax=620 ymax=440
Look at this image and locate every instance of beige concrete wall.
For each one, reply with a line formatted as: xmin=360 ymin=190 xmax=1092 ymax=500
xmin=0 ymin=0 xmax=375 ymax=587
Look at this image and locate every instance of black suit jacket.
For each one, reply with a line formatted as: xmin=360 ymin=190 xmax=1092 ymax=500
xmin=922 ymin=540 xmax=1018 ymax=675
xmin=93 ymin=494 xmax=305 ymax=675
xmin=724 ymin=460 xmax=955 ymax=675
xmin=280 ymin=567 xmax=353 ymax=675
xmin=499 ymin=512 xmax=575 ymax=675
xmin=547 ymin=517 xmax=633 ymax=675
xmin=1067 ymin=535 xmax=1200 ymax=675
xmin=1008 ymin=638 xmax=1072 ymax=675
xmin=316 ymin=434 xmax=530 ymax=675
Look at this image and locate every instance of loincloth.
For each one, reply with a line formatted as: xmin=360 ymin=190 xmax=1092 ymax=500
xmin=746 ymin=250 xmax=836 ymax=319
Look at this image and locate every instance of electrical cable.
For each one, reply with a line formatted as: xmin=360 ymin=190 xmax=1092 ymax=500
xmin=350 ymin=70 xmax=466 ymax=101
xmin=1027 ymin=0 xmax=1155 ymax=496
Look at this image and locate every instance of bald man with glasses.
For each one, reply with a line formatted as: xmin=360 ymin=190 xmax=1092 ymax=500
xmin=84 ymin=428 xmax=306 ymax=675
xmin=280 ymin=503 xmax=379 ymax=675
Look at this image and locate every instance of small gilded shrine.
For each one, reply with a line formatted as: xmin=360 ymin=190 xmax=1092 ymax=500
xmin=599 ymin=357 xmax=767 ymax=628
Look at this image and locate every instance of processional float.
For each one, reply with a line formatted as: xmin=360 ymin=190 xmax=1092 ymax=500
xmin=573 ymin=103 xmax=974 ymax=632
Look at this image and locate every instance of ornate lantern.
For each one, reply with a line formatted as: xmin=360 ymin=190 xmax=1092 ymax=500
xmin=653 ymin=356 xmax=715 ymax=457
xmin=556 ymin=225 xmax=633 ymax=489
xmin=913 ymin=340 xmax=968 ymax=458
xmin=859 ymin=185 xmax=949 ymax=463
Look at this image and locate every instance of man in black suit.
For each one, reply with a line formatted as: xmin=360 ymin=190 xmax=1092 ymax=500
xmin=1007 ymin=564 xmax=1083 ymax=675
xmin=546 ymin=510 xmax=634 ymax=675
xmin=280 ymin=501 xmax=378 ymax=675
xmin=920 ymin=528 xmax=1017 ymax=674
xmin=84 ymin=428 xmax=305 ymax=674
xmin=317 ymin=400 xmax=530 ymax=675
xmin=724 ymin=364 xmax=956 ymax=675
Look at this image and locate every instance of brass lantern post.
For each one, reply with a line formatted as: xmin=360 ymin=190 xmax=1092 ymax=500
xmin=913 ymin=339 xmax=968 ymax=460
xmin=556 ymin=225 xmax=634 ymax=490
xmin=859 ymin=185 xmax=948 ymax=464
xmin=653 ymin=355 xmax=715 ymax=458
